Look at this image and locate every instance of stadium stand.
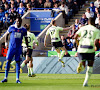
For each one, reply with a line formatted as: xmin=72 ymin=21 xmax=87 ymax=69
xmin=0 ymin=0 xmax=98 ymax=57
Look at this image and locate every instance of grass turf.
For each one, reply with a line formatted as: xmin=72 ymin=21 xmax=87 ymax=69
xmin=0 ymin=73 xmax=100 ymax=90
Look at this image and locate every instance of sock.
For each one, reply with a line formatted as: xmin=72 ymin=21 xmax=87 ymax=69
xmin=30 ymin=67 xmax=33 ymax=75
xmin=27 ymin=63 xmax=31 ymax=75
xmin=10 ymin=60 xmax=16 ymax=67
xmin=20 ymin=62 xmax=25 ymax=68
xmin=60 ymin=50 xmax=65 ymax=59
xmin=5 ymin=60 xmax=11 ymax=79
xmin=16 ymin=62 xmax=20 ymax=80
xmin=83 ymin=66 xmax=93 ymax=85
xmin=57 ymin=53 xmax=61 ymax=58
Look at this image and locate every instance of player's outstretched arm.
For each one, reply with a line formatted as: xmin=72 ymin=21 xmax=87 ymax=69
xmin=63 ymin=25 xmax=72 ymax=31
xmin=0 ymin=31 xmax=9 ymax=41
xmin=44 ymin=35 xmax=48 ymax=47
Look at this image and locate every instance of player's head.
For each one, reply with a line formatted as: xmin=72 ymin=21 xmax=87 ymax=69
xmin=51 ymin=20 xmax=56 ymax=26
xmin=24 ymin=24 xmax=30 ymax=31
xmin=16 ymin=16 xmax=22 ymax=28
xmin=88 ymin=17 xmax=95 ymax=26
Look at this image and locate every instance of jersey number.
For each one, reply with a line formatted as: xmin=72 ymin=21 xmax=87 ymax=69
xmin=82 ymin=30 xmax=94 ymax=39
xmin=27 ymin=37 xmax=31 ymax=43
xmin=50 ymin=30 xmax=55 ymax=35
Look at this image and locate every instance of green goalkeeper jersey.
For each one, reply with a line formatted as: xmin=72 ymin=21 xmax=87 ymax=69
xmin=46 ymin=25 xmax=63 ymax=42
xmin=22 ymin=31 xmax=38 ymax=49
xmin=76 ymin=24 xmax=100 ymax=53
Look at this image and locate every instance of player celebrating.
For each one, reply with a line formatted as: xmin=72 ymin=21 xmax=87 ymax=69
xmin=10 ymin=24 xmax=39 ymax=77
xmin=0 ymin=16 xmax=28 ymax=83
xmin=74 ymin=18 xmax=100 ymax=87
xmin=44 ymin=20 xmax=72 ymax=67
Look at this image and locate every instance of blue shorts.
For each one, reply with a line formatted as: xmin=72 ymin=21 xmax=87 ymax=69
xmin=6 ymin=47 xmax=22 ymax=62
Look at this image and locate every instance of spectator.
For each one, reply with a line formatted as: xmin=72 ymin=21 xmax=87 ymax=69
xmin=30 ymin=0 xmax=38 ymax=9
xmin=17 ymin=2 xmax=26 ymax=17
xmin=98 ymin=4 xmax=100 ymax=13
xmin=61 ymin=35 xmax=67 ymax=49
xmin=25 ymin=3 xmax=32 ymax=12
xmin=79 ymin=13 xmax=88 ymax=25
xmin=85 ymin=8 xmax=94 ymax=19
xmin=15 ymin=0 xmax=21 ymax=8
xmin=51 ymin=0 xmax=59 ymax=8
xmin=58 ymin=0 xmax=66 ymax=6
xmin=44 ymin=0 xmax=51 ymax=8
xmin=67 ymin=24 xmax=77 ymax=39
xmin=95 ymin=13 xmax=100 ymax=25
xmin=95 ymin=17 xmax=100 ymax=29
xmin=73 ymin=1 xmax=78 ymax=15
xmin=1 ymin=0 xmax=7 ymax=10
xmin=37 ymin=0 xmax=44 ymax=9
xmin=8 ymin=4 xmax=16 ymax=13
xmin=94 ymin=0 xmax=100 ymax=8
xmin=1 ymin=42 xmax=8 ymax=57
xmin=66 ymin=38 xmax=73 ymax=50
xmin=94 ymin=7 xmax=99 ymax=19
xmin=9 ymin=7 xmax=19 ymax=24
xmin=89 ymin=2 xmax=96 ymax=13
xmin=66 ymin=0 xmax=74 ymax=18
xmin=10 ymin=0 xmax=17 ymax=8
xmin=59 ymin=2 xmax=68 ymax=24
xmin=51 ymin=3 xmax=61 ymax=17
xmin=0 ymin=7 xmax=4 ymax=20
xmin=3 ymin=12 xmax=10 ymax=29
xmin=24 ymin=0 xmax=29 ymax=8
xmin=4 ymin=2 xmax=9 ymax=14
xmin=75 ymin=19 xmax=79 ymax=30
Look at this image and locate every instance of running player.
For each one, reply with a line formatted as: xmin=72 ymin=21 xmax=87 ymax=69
xmin=44 ymin=20 xmax=72 ymax=67
xmin=74 ymin=17 xmax=100 ymax=87
xmin=10 ymin=24 xmax=39 ymax=77
xmin=0 ymin=16 xmax=28 ymax=83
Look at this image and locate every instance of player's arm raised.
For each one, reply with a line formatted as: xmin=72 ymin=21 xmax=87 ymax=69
xmin=63 ymin=25 xmax=72 ymax=31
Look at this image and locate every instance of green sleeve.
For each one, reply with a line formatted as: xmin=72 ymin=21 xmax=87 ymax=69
xmin=57 ymin=26 xmax=63 ymax=31
xmin=95 ymin=30 xmax=100 ymax=39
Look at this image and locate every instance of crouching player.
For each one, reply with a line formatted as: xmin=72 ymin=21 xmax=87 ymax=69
xmin=10 ymin=24 xmax=39 ymax=77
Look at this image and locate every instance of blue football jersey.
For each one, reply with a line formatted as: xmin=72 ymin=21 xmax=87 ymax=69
xmin=7 ymin=24 xmax=27 ymax=48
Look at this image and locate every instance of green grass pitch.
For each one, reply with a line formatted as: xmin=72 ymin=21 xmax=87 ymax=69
xmin=0 ymin=73 xmax=100 ymax=90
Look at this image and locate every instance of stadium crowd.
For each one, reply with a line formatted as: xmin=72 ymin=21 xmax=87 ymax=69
xmin=0 ymin=0 xmax=86 ymax=30
xmin=59 ymin=0 xmax=100 ymax=52
xmin=1 ymin=0 xmax=100 ymax=56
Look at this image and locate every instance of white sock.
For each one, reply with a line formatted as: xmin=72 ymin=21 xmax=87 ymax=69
xmin=27 ymin=63 xmax=31 ymax=75
xmin=30 ymin=68 xmax=33 ymax=75
xmin=83 ymin=66 xmax=93 ymax=85
xmin=10 ymin=60 xmax=16 ymax=66
xmin=20 ymin=62 xmax=25 ymax=68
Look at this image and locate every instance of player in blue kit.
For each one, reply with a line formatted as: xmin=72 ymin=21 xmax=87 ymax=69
xmin=0 ymin=16 xmax=28 ymax=83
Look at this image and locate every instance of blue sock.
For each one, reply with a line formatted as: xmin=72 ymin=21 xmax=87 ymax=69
xmin=5 ymin=60 xmax=11 ymax=79
xmin=16 ymin=61 xmax=20 ymax=80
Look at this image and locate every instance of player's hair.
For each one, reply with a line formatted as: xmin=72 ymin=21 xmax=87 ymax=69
xmin=51 ymin=20 xmax=56 ymax=25
xmin=16 ymin=16 xmax=22 ymax=22
xmin=24 ymin=24 xmax=30 ymax=31
xmin=88 ymin=17 xmax=95 ymax=26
